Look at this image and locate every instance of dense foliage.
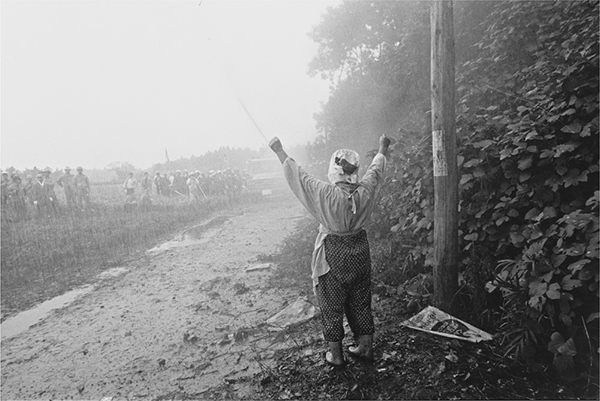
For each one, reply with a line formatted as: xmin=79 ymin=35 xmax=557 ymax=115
xmin=457 ymin=0 xmax=599 ymax=384
xmin=308 ymin=0 xmax=598 ymax=392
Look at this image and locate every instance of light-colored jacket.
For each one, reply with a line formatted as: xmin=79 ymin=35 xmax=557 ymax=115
xmin=282 ymin=153 xmax=386 ymax=287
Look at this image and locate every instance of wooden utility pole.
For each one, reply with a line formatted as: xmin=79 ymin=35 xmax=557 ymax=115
xmin=430 ymin=0 xmax=458 ymax=313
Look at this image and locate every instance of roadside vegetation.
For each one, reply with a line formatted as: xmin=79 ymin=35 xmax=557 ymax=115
xmin=0 ymin=183 xmax=241 ymax=321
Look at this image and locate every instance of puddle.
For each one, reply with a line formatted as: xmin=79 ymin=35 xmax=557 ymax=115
xmin=1 ymin=218 xmax=229 ymax=340
xmin=98 ymin=266 xmax=129 ymax=279
xmin=146 ymin=235 xmax=215 ymax=255
xmin=1 ymin=267 xmax=129 ymax=341
xmin=146 ymin=219 xmax=224 ymax=255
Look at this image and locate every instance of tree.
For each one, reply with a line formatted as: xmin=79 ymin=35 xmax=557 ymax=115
xmin=106 ymin=161 xmax=138 ymax=182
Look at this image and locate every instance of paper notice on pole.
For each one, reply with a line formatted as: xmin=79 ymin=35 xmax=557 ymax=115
xmin=400 ymin=306 xmax=493 ymax=343
xmin=432 ymin=130 xmax=448 ymax=177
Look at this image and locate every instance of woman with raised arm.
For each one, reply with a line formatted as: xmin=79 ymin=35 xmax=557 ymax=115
xmin=269 ymin=134 xmax=390 ymax=368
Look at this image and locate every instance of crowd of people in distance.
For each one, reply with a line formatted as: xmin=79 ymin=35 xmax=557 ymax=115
xmin=1 ymin=166 xmax=91 ymax=221
xmin=1 ymin=166 xmax=248 ymax=220
xmin=121 ymin=168 xmax=246 ymax=211
xmin=1 ymin=166 xmax=247 ymax=221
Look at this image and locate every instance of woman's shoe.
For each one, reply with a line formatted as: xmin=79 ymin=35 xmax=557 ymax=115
xmin=325 ymin=351 xmax=346 ymax=369
xmin=347 ymin=345 xmax=374 ymax=364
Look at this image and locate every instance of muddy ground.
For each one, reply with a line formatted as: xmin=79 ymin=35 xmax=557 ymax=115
xmin=1 ymin=194 xmax=312 ymax=400
xmin=1 ymin=193 xmax=589 ymax=401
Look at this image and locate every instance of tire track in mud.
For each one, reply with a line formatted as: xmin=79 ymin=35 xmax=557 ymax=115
xmin=1 ymin=196 xmax=312 ymax=400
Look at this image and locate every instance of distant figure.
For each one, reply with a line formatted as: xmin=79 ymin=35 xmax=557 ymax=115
xmin=161 ymin=173 xmax=171 ymax=196
xmin=42 ymin=168 xmax=59 ymax=213
xmin=73 ymin=166 xmax=91 ymax=211
xmin=153 ymin=172 xmax=162 ymax=196
xmin=123 ymin=172 xmax=138 ymax=210
xmin=7 ymin=175 xmax=28 ymax=220
xmin=140 ymin=172 xmax=153 ymax=209
xmin=30 ymin=173 xmax=52 ymax=217
xmin=171 ymin=170 xmax=187 ymax=197
xmin=186 ymin=172 xmax=200 ymax=203
xmin=182 ymin=170 xmax=190 ymax=195
xmin=1 ymin=171 xmax=10 ymax=206
xmin=141 ymin=172 xmax=152 ymax=194
xmin=23 ymin=174 xmax=34 ymax=204
xmin=57 ymin=166 xmax=77 ymax=210
xmin=169 ymin=172 xmax=176 ymax=191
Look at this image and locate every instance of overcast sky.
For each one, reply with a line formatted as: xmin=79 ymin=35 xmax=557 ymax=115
xmin=1 ymin=0 xmax=338 ymax=171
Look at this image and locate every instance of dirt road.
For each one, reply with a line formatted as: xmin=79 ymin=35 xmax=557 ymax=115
xmin=1 ymin=195 xmax=312 ymax=400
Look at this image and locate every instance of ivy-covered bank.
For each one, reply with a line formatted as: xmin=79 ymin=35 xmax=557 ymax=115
xmin=380 ymin=0 xmax=598 ymax=389
xmin=301 ymin=0 xmax=598 ymax=394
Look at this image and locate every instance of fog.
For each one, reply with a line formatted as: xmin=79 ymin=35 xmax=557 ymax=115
xmin=1 ymin=0 xmax=338 ymax=171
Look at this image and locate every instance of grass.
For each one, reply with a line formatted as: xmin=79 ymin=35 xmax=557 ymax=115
xmin=0 ymin=182 xmax=241 ymax=320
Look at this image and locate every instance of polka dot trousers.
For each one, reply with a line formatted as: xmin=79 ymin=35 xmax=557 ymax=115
xmin=316 ymin=230 xmax=374 ymax=342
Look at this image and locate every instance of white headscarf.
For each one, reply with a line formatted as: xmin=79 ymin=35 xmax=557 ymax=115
xmin=327 ymin=149 xmax=360 ymax=184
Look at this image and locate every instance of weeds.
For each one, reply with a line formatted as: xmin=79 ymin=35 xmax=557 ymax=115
xmin=1 ymin=182 xmax=241 ymax=319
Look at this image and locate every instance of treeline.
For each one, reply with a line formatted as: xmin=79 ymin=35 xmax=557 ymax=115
xmin=308 ymin=0 xmax=598 ymax=392
xmin=148 ymin=144 xmax=315 ymax=178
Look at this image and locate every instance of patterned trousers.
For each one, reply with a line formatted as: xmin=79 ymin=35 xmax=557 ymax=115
xmin=316 ymin=230 xmax=374 ymax=342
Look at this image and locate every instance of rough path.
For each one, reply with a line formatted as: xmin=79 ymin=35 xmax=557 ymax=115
xmin=1 ymin=196 xmax=308 ymax=400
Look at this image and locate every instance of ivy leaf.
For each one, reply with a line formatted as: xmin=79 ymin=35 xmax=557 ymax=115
xmin=519 ymin=171 xmax=531 ymax=182
xmin=560 ymin=122 xmax=582 ymax=134
xmin=563 ymin=168 xmax=581 ymax=187
xmin=472 ymin=140 xmax=494 ymax=149
xmin=464 ymin=233 xmax=478 ymax=241
xmin=543 ymin=206 xmax=557 ymax=219
xmin=564 ymin=243 xmax=585 ymax=256
xmin=561 ymin=275 xmax=583 ymax=290
xmin=546 ymin=283 xmax=561 ymax=300
xmin=577 ymin=264 xmax=595 ymax=280
xmin=510 ymin=232 xmax=525 ymax=245
xmin=463 ymin=158 xmax=482 ymax=168
xmin=587 ymin=312 xmax=600 ymax=323
xmin=525 ymin=207 xmax=542 ymax=220
xmin=551 ymin=253 xmax=567 ymax=267
xmin=460 ymin=174 xmax=473 ymax=185
xmin=518 ymin=157 xmax=533 ymax=170
xmin=557 ymin=338 xmax=577 ymax=357
xmin=496 ymin=216 xmax=509 ymax=226
xmin=553 ymin=143 xmax=579 ymax=157
xmin=473 ymin=169 xmax=486 ymax=178
xmin=528 ymin=295 xmax=545 ymax=310
xmin=548 ymin=332 xmax=565 ymax=354
xmin=567 ymin=259 xmax=590 ymax=273
xmin=485 ymin=281 xmax=498 ymax=293
xmin=417 ymin=217 xmax=431 ymax=229
xmin=556 ymin=165 xmax=569 ymax=176
xmin=585 ymin=191 xmax=600 ymax=208
xmin=500 ymin=148 xmax=512 ymax=160
xmin=529 ymin=280 xmax=548 ymax=297
xmin=580 ymin=123 xmax=591 ymax=137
